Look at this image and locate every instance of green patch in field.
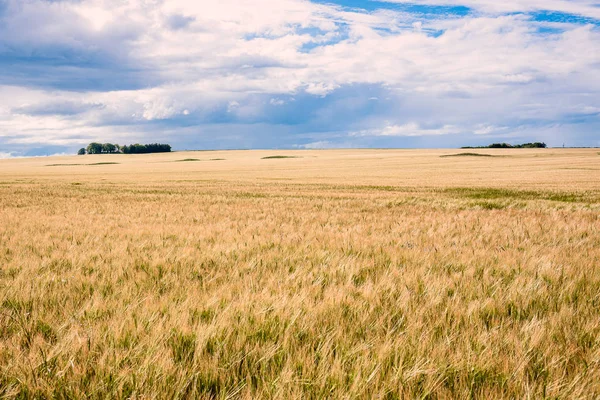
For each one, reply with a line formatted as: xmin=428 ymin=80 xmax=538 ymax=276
xmin=440 ymin=153 xmax=495 ymax=158
xmin=190 ymin=308 xmax=216 ymax=325
xmin=235 ymin=192 xmax=269 ymax=199
xmin=247 ymin=316 xmax=284 ymax=344
xmin=174 ymin=158 xmax=224 ymax=162
xmin=35 ymin=320 xmax=58 ymax=344
xmin=2 ymin=298 xmax=33 ymax=313
xmin=472 ymin=201 xmax=506 ymax=210
xmin=0 ymin=267 xmax=20 ymax=279
xmin=168 ymin=330 xmax=196 ymax=365
xmin=352 ymin=185 xmax=405 ymax=192
xmin=261 ymin=155 xmax=301 ymax=159
xmin=445 ymin=187 xmax=599 ymax=203
xmin=185 ymin=372 xmax=223 ymax=397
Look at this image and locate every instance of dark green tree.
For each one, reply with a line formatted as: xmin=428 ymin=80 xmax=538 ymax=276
xmin=86 ymin=142 xmax=103 ymax=154
xmin=89 ymin=142 xmax=171 ymax=154
xmin=103 ymin=143 xmax=117 ymax=153
xmin=77 ymin=148 xmax=86 ymax=155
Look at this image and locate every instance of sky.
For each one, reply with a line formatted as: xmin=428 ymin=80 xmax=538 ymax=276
xmin=0 ymin=0 xmax=599 ymax=156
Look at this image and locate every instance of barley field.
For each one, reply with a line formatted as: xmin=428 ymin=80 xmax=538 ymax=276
xmin=1 ymin=149 xmax=599 ymax=399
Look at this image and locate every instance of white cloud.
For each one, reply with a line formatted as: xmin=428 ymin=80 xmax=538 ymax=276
xmin=351 ymin=123 xmax=462 ymax=137
xmin=305 ymin=82 xmax=340 ymax=96
xmin=227 ymin=101 xmax=240 ymax=113
xmin=0 ymin=152 xmax=16 ymax=159
xmin=296 ymin=140 xmax=333 ymax=149
xmin=270 ymin=98 xmax=286 ymax=106
xmin=474 ymin=125 xmax=509 ymax=135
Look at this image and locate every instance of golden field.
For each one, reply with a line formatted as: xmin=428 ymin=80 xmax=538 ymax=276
xmin=0 ymin=149 xmax=599 ymax=399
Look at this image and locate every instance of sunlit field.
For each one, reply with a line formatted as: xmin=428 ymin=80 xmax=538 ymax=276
xmin=1 ymin=149 xmax=599 ymax=399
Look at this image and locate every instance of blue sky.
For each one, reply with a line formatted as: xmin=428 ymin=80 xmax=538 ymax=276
xmin=0 ymin=0 xmax=599 ymax=156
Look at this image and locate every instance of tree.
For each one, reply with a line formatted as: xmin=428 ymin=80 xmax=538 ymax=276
xmin=87 ymin=142 xmax=103 ymax=154
xmin=527 ymin=142 xmax=546 ymax=148
xmin=86 ymin=142 xmax=171 ymax=154
xmin=103 ymin=143 xmax=117 ymax=153
xmin=77 ymin=148 xmax=86 ymax=155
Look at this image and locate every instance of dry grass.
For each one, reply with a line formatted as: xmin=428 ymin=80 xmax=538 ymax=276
xmin=0 ymin=149 xmax=599 ymax=399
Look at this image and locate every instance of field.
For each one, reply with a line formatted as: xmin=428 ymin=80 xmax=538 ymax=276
xmin=1 ymin=149 xmax=599 ymax=399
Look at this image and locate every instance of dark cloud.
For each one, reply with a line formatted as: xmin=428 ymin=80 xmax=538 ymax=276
xmin=166 ymin=14 xmax=196 ymax=30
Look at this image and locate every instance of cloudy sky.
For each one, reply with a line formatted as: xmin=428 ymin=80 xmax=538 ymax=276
xmin=0 ymin=0 xmax=599 ymax=156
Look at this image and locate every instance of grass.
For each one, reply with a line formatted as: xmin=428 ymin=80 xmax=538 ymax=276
xmin=261 ymin=155 xmax=301 ymax=159
xmin=471 ymin=200 xmax=507 ymax=210
xmin=440 ymin=153 xmax=494 ymax=158
xmin=444 ymin=187 xmax=599 ymax=203
xmin=1 ymin=149 xmax=599 ymax=398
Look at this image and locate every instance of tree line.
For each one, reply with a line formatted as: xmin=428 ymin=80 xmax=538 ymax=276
xmin=462 ymin=142 xmax=547 ymax=149
xmin=79 ymin=143 xmax=172 ymax=155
